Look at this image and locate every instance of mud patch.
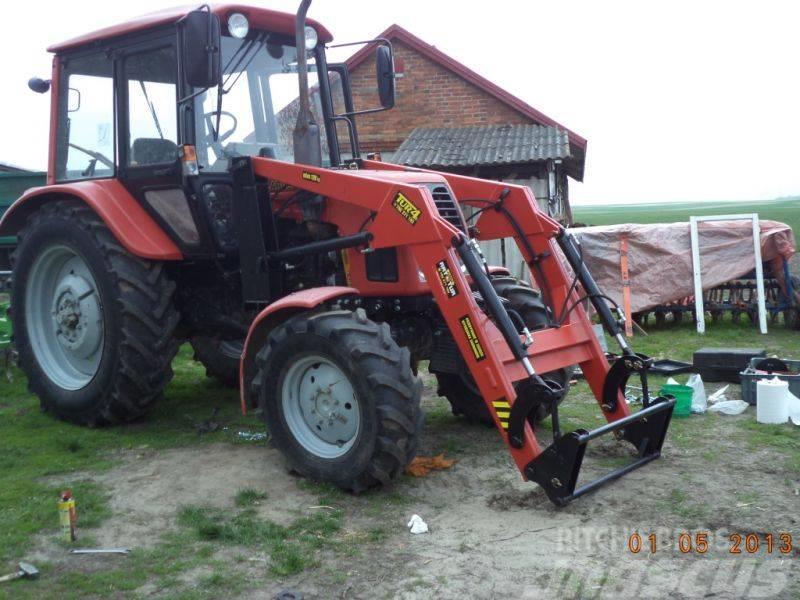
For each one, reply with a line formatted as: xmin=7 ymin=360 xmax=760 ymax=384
xmin=34 ymin=444 xmax=315 ymax=560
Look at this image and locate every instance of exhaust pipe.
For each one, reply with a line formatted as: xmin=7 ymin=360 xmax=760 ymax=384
xmin=293 ymin=0 xmax=322 ymax=166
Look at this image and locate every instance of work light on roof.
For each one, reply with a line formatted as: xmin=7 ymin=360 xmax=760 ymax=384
xmin=304 ymin=26 xmax=318 ymax=50
xmin=227 ymin=13 xmax=249 ymax=39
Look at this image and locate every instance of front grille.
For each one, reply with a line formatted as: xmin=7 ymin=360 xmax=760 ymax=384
xmin=426 ymin=184 xmax=466 ymax=233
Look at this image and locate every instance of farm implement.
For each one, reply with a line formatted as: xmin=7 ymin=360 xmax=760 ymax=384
xmin=0 ymin=1 xmax=673 ymax=504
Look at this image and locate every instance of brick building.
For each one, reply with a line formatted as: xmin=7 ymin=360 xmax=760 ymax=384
xmin=342 ymin=25 xmax=587 ymax=226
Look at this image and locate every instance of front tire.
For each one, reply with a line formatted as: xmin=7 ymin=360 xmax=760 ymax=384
xmin=434 ymin=277 xmax=572 ymax=427
xmin=11 ymin=201 xmax=179 ymax=425
xmin=252 ymin=309 xmax=422 ymax=492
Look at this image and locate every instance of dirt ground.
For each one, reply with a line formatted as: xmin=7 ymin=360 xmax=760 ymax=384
xmin=31 ymin=377 xmax=800 ymax=599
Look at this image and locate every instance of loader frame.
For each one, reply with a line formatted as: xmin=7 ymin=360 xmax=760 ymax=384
xmin=238 ymin=156 xmax=675 ymax=505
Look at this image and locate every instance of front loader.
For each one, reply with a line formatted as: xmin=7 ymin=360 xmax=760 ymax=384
xmin=0 ymin=2 xmax=673 ymax=505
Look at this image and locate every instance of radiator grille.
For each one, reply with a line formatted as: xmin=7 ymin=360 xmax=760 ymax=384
xmin=426 ymin=184 xmax=466 ymax=233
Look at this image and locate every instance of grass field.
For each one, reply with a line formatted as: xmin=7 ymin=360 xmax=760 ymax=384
xmin=1 ymin=196 xmax=798 ymax=597
xmin=1 ymin=315 xmax=799 ymax=598
xmin=573 ymin=196 xmax=800 ymax=234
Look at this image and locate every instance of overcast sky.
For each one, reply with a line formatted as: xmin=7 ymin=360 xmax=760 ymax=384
xmin=2 ymin=0 xmax=798 ymax=204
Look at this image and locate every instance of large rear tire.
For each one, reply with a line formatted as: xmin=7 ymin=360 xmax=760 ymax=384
xmin=11 ymin=201 xmax=179 ymax=425
xmin=435 ymin=277 xmax=572 ymax=427
xmin=252 ymin=309 xmax=422 ymax=492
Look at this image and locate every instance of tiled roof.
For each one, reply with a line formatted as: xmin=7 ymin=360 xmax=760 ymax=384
xmin=393 ymin=124 xmax=571 ymax=169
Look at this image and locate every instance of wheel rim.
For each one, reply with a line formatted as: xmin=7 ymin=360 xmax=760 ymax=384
xmin=281 ymin=354 xmax=360 ymax=459
xmin=25 ymin=245 xmax=104 ymax=390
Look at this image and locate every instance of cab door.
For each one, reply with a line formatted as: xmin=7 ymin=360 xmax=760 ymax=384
xmin=116 ymin=37 xmax=213 ymax=257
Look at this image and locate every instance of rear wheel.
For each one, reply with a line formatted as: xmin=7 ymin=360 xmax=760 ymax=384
xmin=11 ymin=201 xmax=179 ymax=425
xmin=191 ymin=337 xmax=242 ymax=387
xmin=252 ymin=309 xmax=422 ymax=492
xmin=434 ymin=278 xmax=572 ymax=427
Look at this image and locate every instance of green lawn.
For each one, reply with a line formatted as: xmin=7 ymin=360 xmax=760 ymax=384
xmin=573 ymin=196 xmax=800 ymax=233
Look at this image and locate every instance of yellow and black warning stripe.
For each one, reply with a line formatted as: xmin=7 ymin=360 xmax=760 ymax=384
xmin=493 ymin=398 xmax=510 ymax=429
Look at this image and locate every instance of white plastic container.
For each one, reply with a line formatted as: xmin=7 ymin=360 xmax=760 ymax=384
xmin=756 ymin=377 xmax=789 ymax=424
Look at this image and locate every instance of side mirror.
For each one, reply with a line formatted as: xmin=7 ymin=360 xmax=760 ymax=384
xmin=180 ymin=9 xmax=221 ymax=89
xmin=28 ymin=77 xmax=51 ymax=94
xmin=375 ymin=45 xmax=395 ymax=109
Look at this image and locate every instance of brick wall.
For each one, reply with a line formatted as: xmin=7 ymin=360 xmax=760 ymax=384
xmin=347 ymin=40 xmax=532 ymax=154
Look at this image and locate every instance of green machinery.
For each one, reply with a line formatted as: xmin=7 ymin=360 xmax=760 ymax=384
xmin=1 ymin=171 xmax=46 ymax=267
xmin=0 ymin=171 xmax=46 ymax=355
xmin=0 ymin=301 xmax=10 ymax=350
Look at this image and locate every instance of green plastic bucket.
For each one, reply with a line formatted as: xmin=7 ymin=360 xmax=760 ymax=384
xmin=659 ymin=384 xmax=693 ymax=417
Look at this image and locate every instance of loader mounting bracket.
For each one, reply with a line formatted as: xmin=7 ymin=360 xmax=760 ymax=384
xmin=524 ymin=396 xmax=675 ymax=506
xmin=602 ymin=352 xmax=653 ymax=412
xmin=508 ymin=378 xmax=564 ymax=449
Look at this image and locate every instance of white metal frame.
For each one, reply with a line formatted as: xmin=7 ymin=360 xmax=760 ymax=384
xmin=690 ymin=213 xmax=767 ymax=334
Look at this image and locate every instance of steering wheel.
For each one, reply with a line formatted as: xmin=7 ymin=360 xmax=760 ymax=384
xmin=203 ymin=111 xmax=239 ymax=160
xmin=68 ymin=143 xmax=114 ymax=177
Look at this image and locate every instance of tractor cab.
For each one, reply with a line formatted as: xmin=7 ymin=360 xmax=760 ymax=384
xmin=40 ymin=4 xmax=391 ymax=258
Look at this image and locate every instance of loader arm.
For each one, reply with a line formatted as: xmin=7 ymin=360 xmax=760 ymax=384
xmin=247 ymin=157 xmax=674 ymax=505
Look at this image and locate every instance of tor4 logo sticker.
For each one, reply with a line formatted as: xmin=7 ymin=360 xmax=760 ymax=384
xmin=459 ymin=315 xmax=486 ymax=361
xmin=392 ymin=192 xmax=421 ymax=225
xmin=435 ymin=260 xmax=459 ymax=298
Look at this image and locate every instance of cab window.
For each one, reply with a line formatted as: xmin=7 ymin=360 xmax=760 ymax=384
xmin=123 ymin=46 xmax=179 ymax=167
xmin=194 ymin=35 xmax=330 ymax=171
xmin=56 ymin=54 xmax=115 ymax=181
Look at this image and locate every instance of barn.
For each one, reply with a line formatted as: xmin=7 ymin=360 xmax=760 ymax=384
xmin=343 ymin=25 xmax=587 ymax=226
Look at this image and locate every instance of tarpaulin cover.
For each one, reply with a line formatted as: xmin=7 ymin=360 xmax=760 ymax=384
xmin=569 ymin=220 xmax=796 ymax=314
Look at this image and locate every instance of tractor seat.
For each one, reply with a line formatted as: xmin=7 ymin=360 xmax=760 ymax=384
xmin=131 ymin=138 xmax=178 ymax=166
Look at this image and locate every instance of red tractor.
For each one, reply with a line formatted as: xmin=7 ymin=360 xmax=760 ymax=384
xmin=1 ymin=2 xmax=674 ymax=504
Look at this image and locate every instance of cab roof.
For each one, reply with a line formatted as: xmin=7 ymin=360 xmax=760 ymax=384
xmin=48 ymin=4 xmax=333 ymax=53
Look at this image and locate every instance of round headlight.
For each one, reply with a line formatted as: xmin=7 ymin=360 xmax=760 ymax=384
xmin=227 ymin=13 xmax=249 ymax=39
xmin=304 ymin=26 xmax=318 ymax=50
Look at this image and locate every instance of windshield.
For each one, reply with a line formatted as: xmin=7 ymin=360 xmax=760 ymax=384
xmin=194 ymin=35 xmax=331 ymax=171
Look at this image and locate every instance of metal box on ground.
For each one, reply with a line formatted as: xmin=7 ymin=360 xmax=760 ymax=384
xmin=740 ymin=358 xmax=800 ymax=406
xmin=692 ymin=347 xmax=765 ymax=383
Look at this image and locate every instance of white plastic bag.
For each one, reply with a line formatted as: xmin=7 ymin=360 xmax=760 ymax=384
xmin=708 ymin=385 xmax=729 ymax=404
xmin=687 ymin=374 xmax=707 ymax=414
xmin=407 ymin=514 xmax=429 ymax=534
xmin=788 ymin=392 xmax=800 ymax=426
xmin=707 ymin=400 xmax=749 ymax=415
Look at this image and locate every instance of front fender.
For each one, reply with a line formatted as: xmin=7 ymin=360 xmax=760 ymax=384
xmin=239 ymin=286 xmax=359 ymax=413
xmin=0 ymin=180 xmax=182 ymax=260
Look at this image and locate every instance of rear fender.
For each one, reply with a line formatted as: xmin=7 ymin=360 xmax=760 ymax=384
xmin=239 ymin=286 xmax=359 ymax=413
xmin=0 ymin=180 xmax=182 ymax=260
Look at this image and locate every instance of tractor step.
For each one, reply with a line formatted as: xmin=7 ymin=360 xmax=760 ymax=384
xmin=524 ymin=397 xmax=676 ymax=506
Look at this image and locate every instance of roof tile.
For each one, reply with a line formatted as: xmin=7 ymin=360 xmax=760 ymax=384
xmin=393 ymin=124 xmax=571 ymax=169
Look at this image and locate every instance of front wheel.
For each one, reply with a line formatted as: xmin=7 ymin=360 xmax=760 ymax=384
xmin=252 ymin=309 xmax=423 ymax=492
xmin=434 ymin=277 xmax=572 ymax=427
xmin=11 ymin=201 xmax=179 ymax=425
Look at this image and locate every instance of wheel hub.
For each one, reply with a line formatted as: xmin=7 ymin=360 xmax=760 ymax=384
xmin=25 ymin=245 xmax=105 ymax=391
xmin=282 ymin=355 xmax=360 ymax=458
xmin=52 ymin=274 xmax=101 ymax=357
